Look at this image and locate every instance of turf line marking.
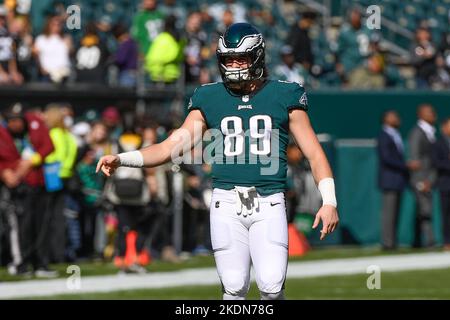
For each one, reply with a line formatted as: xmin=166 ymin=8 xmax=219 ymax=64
xmin=1 ymin=251 xmax=449 ymax=299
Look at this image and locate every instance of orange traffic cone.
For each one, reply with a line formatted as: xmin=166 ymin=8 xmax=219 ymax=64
xmin=288 ymin=223 xmax=310 ymax=257
xmin=124 ymin=230 xmax=138 ymax=267
xmin=137 ymin=249 xmax=152 ymax=266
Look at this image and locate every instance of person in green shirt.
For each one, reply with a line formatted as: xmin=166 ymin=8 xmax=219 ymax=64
xmin=337 ymin=8 xmax=371 ymax=77
xmin=131 ymin=0 xmax=165 ymax=56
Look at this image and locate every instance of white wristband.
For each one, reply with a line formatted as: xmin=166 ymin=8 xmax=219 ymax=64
xmin=117 ymin=151 xmax=144 ymax=168
xmin=318 ymin=178 xmax=337 ymax=208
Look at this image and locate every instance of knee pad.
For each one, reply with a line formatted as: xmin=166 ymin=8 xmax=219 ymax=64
xmin=258 ymin=270 xmax=285 ymax=294
xmin=260 ymin=290 xmax=285 ymax=300
xmin=220 ymin=270 xmax=249 ymax=299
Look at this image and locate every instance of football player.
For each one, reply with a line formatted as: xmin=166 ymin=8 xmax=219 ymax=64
xmin=96 ymin=23 xmax=339 ymax=300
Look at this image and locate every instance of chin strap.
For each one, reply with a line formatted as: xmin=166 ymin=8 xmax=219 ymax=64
xmin=234 ymin=186 xmax=259 ymax=217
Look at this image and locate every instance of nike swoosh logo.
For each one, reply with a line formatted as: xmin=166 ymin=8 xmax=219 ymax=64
xmin=270 ymin=202 xmax=280 ymax=206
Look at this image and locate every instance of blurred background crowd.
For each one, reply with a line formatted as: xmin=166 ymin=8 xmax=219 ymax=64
xmin=0 ymin=0 xmax=447 ymax=89
xmin=0 ymin=0 xmax=449 ymax=278
xmin=1 ymin=101 xmax=216 ymax=276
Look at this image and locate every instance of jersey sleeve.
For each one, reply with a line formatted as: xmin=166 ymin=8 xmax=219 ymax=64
xmin=187 ymin=86 xmax=204 ymax=113
xmin=285 ymin=82 xmax=308 ymax=112
xmin=186 ymin=86 xmax=209 ymax=127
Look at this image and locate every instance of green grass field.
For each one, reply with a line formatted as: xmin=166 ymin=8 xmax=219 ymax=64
xmin=0 ymin=246 xmax=433 ymax=282
xmin=30 ymin=267 xmax=450 ymax=300
xmin=3 ymin=246 xmax=449 ymax=300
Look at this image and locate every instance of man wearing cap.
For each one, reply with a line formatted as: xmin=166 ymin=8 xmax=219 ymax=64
xmin=0 ymin=103 xmax=55 ymax=277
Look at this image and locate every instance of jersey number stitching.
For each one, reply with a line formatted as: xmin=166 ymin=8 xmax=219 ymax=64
xmin=221 ymin=115 xmax=272 ymax=157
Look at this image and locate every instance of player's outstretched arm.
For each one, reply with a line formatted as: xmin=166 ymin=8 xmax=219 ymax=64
xmin=96 ymin=110 xmax=206 ymax=177
xmin=288 ymin=109 xmax=339 ymax=240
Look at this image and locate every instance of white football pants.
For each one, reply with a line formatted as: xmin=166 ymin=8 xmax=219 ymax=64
xmin=210 ymin=187 xmax=288 ymax=300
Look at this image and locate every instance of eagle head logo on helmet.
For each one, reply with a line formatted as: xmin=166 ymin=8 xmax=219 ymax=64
xmin=216 ymin=23 xmax=266 ymax=91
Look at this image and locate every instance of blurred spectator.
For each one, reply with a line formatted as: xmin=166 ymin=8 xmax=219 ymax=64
xmin=104 ymin=113 xmax=151 ymax=273
xmin=96 ymin=15 xmax=117 ymax=54
xmin=75 ymin=22 xmax=110 ymax=83
xmin=430 ymin=55 xmax=450 ymax=89
xmin=377 ymin=110 xmax=409 ymax=251
xmin=182 ymin=164 xmax=211 ymax=256
xmin=286 ymin=10 xmax=316 ymax=71
xmin=184 ymin=11 xmax=208 ymax=84
xmin=140 ymin=124 xmax=181 ymax=263
xmin=410 ymin=27 xmax=437 ymax=88
xmin=337 ymin=8 xmax=371 ymax=79
xmin=0 ymin=103 xmax=55 ymax=277
xmin=160 ymin=0 xmax=186 ymax=30
xmin=207 ymin=0 xmax=247 ymax=26
xmin=43 ymin=104 xmax=78 ymax=263
xmin=216 ymin=8 xmax=234 ymax=36
xmin=131 ymin=0 xmax=164 ymax=56
xmin=0 ymin=6 xmax=23 ymax=85
xmin=111 ymin=23 xmax=138 ymax=88
xmin=286 ymin=141 xmax=321 ymax=245
xmin=101 ymin=106 xmax=122 ymax=142
xmin=278 ymin=0 xmax=300 ymax=28
xmin=9 ymin=15 xmax=32 ymax=82
xmin=5 ymin=0 xmax=31 ymax=15
xmin=286 ymin=142 xmax=321 ymax=224
xmin=145 ymin=15 xmax=185 ymax=83
xmin=432 ymin=117 xmax=450 ymax=250
xmin=33 ymin=15 xmax=72 ymax=83
xmin=71 ymin=121 xmax=91 ymax=149
xmin=408 ymin=104 xmax=437 ymax=248
xmin=76 ymin=121 xmax=109 ymax=259
xmin=439 ymin=31 xmax=450 ymax=74
xmin=274 ymin=45 xmax=309 ymax=86
xmin=347 ymin=53 xmax=386 ymax=89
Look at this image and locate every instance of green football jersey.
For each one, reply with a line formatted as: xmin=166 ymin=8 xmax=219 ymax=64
xmin=188 ymin=80 xmax=308 ymax=196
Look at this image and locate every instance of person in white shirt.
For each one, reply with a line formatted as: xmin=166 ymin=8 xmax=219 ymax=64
xmin=33 ymin=16 xmax=73 ymax=83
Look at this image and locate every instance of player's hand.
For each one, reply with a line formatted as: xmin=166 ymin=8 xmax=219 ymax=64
xmin=96 ymin=155 xmax=120 ymax=177
xmin=312 ymin=205 xmax=339 ymax=240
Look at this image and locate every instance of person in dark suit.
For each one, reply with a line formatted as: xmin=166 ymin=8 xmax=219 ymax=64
xmin=377 ymin=110 xmax=409 ymax=250
xmin=432 ymin=117 xmax=450 ymax=250
xmin=408 ymin=104 xmax=437 ymax=248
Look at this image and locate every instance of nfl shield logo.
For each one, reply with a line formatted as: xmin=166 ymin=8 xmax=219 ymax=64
xmin=299 ymin=92 xmax=308 ymax=106
xmin=242 ymin=95 xmax=249 ymax=102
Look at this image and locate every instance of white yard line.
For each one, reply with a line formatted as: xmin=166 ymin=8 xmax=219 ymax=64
xmin=1 ymin=251 xmax=450 ymax=299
